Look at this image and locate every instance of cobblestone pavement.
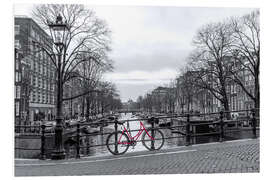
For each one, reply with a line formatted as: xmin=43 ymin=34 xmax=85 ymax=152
xmin=15 ymin=138 xmax=259 ymax=176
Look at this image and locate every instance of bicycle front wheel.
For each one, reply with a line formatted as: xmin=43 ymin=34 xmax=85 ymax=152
xmin=142 ymin=128 xmax=164 ymax=151
xmin=106 ymin=131 xmax=130 ymax=155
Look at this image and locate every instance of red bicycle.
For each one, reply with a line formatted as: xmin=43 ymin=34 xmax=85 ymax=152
xmin=106 ymin=120 xmax=164 ymax=155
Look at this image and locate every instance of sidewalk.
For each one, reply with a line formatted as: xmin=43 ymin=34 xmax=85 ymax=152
xmin=15 ymin=138 xmax=259 ymax=176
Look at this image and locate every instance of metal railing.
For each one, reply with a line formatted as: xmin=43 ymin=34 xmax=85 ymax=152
xmin=14 ymin=108 xmax=259 ymax=160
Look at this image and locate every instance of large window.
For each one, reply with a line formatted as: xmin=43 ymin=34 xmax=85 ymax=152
xmin=15 ymin=60 xmax=19 ymax=70
xmin=15 ymin=101 xmax=20 ymax=116
xmin=18 ymin=72 xmax=21 ymax=82
xmin=15 ymin=72 xmax=19 ymax=82
xmin=15 ymin=72 xmax=21 ymax=82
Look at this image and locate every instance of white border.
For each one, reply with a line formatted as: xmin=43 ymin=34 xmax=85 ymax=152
xmin=1 ymin=0 xmax=269 ymax=180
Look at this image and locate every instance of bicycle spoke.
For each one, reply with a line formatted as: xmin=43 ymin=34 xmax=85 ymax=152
xmin=142 ymin=129 xmax=164 ymax=151
xmin=106 ymin=132 xmax=130 ymax=155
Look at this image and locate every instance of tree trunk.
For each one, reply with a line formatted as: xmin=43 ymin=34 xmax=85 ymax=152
xmin=221 ymin=96 xmax=230 ymax=120
xmin=254 ymin=75 xmax=260 ymax=116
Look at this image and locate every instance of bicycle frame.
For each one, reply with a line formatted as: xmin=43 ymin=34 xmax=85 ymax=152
xmin=118 ymin=121 xmax=154 ymax=145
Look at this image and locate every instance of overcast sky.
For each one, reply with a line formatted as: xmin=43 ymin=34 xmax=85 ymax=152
xmin=14 ymin=4 xmax=256 ymax=102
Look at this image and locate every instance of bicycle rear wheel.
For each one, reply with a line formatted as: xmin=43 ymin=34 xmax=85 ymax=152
xmin=142 ymin=129 xmax=164 ymax=151
xmin=106 ymin=131 xmax=130 ymax=155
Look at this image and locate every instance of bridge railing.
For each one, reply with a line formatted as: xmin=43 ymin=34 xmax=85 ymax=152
xmin=14 ymin=108 xmax=259 ymax=159
xmin=68 ymin=108 xmax=259 ymax=159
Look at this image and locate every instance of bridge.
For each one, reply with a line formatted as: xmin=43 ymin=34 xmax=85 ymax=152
xmin=15 ymin=138 xmax=259 ymax=175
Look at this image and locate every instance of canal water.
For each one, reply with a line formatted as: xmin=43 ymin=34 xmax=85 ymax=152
xmin=78 ymin=112 xmax=257 ymax=158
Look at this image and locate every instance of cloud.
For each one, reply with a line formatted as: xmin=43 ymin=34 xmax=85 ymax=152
xmin=14 ymin=5 xmax=257 ymax=102
xmin=104 ymin=68 xmax=178 ymax=85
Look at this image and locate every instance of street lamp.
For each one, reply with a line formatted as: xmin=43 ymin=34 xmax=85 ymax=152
xmin=47 ymin=14 xmax=69 ymax=160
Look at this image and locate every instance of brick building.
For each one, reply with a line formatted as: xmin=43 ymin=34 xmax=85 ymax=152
xmin=15 ymin=16 xmax=56 ymax=122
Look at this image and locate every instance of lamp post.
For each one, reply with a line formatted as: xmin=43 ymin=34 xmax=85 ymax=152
xmin=48 ymin=14 xmax=69 ymax=160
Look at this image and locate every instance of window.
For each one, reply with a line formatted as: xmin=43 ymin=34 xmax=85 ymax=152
xmin=15 ymin=101 xmax=20 ymax=116
xmin=18 ymin=72 xmax=21 ymax=82
xmin=15 ymin=60 xmax=19 ymax=70
xmin=15 ymin=72 xmax=19 ymax=82
xmin=35 ymin=77 xmax=38 ymax=87
xmin=15 ymin=25 xmax=20 ymax=35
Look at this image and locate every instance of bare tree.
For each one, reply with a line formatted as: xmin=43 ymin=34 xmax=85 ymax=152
xmin=163 ymin=81 xmax=176 ymax=113
xmin=136 ymin=96 xmax=143 ymax=110
xmin=189 ymin=21 xmax=234 ymax=118
xmin=30 ymin=4 xmax=112 ymax=119
xmin=175 ymin=67 xmax=200 ymax=113
xmin=229 ymin=10 xmax=260 ymax=111
xmin=142 ymin=93 xmax=153 ymax=113
xmin=96 ymin=82 xmax=122 ymax=113
xmin=74 ymin=52 xmax=112 ymax=119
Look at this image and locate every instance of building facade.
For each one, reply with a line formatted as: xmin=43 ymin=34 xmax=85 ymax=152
xmin=15 ymin=16 xmax=56 ymax=122
xmin=174 ymin=60 xmax=255 ymax=115
xmin=14 ymin=48 xmax=31 ymax=126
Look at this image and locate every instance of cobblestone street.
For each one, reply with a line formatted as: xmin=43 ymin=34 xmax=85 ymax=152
xmin=15 ymin=138 xmax=259 ymax=176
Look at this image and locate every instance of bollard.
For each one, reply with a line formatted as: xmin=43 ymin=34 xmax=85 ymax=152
xmin=76 ymin=123 xmax=80 ymax=158
xmin=252 ymin=109 xmax=257 ymax=138
xmin=186 ymin=113 xmax=190 ymax=146
xmin=40 ymin=124 xmax=46 ymax=160
xmin=219 ymin=111 xmax=224 ymax=142
xmin=150 ymin=117 xmax=155 ymax=150
xmin=113 ymin=117 xmax=119 ymax=154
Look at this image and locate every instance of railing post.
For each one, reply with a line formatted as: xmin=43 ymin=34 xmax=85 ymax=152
xmin=76 ymin=123 xmax=80 ymax=159
xmin=186 ymin=113 xmax=190 ymax=146
xmin=40 ymin=124 xmax=46 ymax=160
xmin=219 ymin=111 xmax=224 ymax=142
xmin=113 ymin=117 xmax=119 ymax=154
xmin=150 ymin=117 xmax=155 ymax=150
xmin=252 ymin=109 xmax=257 ymax=138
